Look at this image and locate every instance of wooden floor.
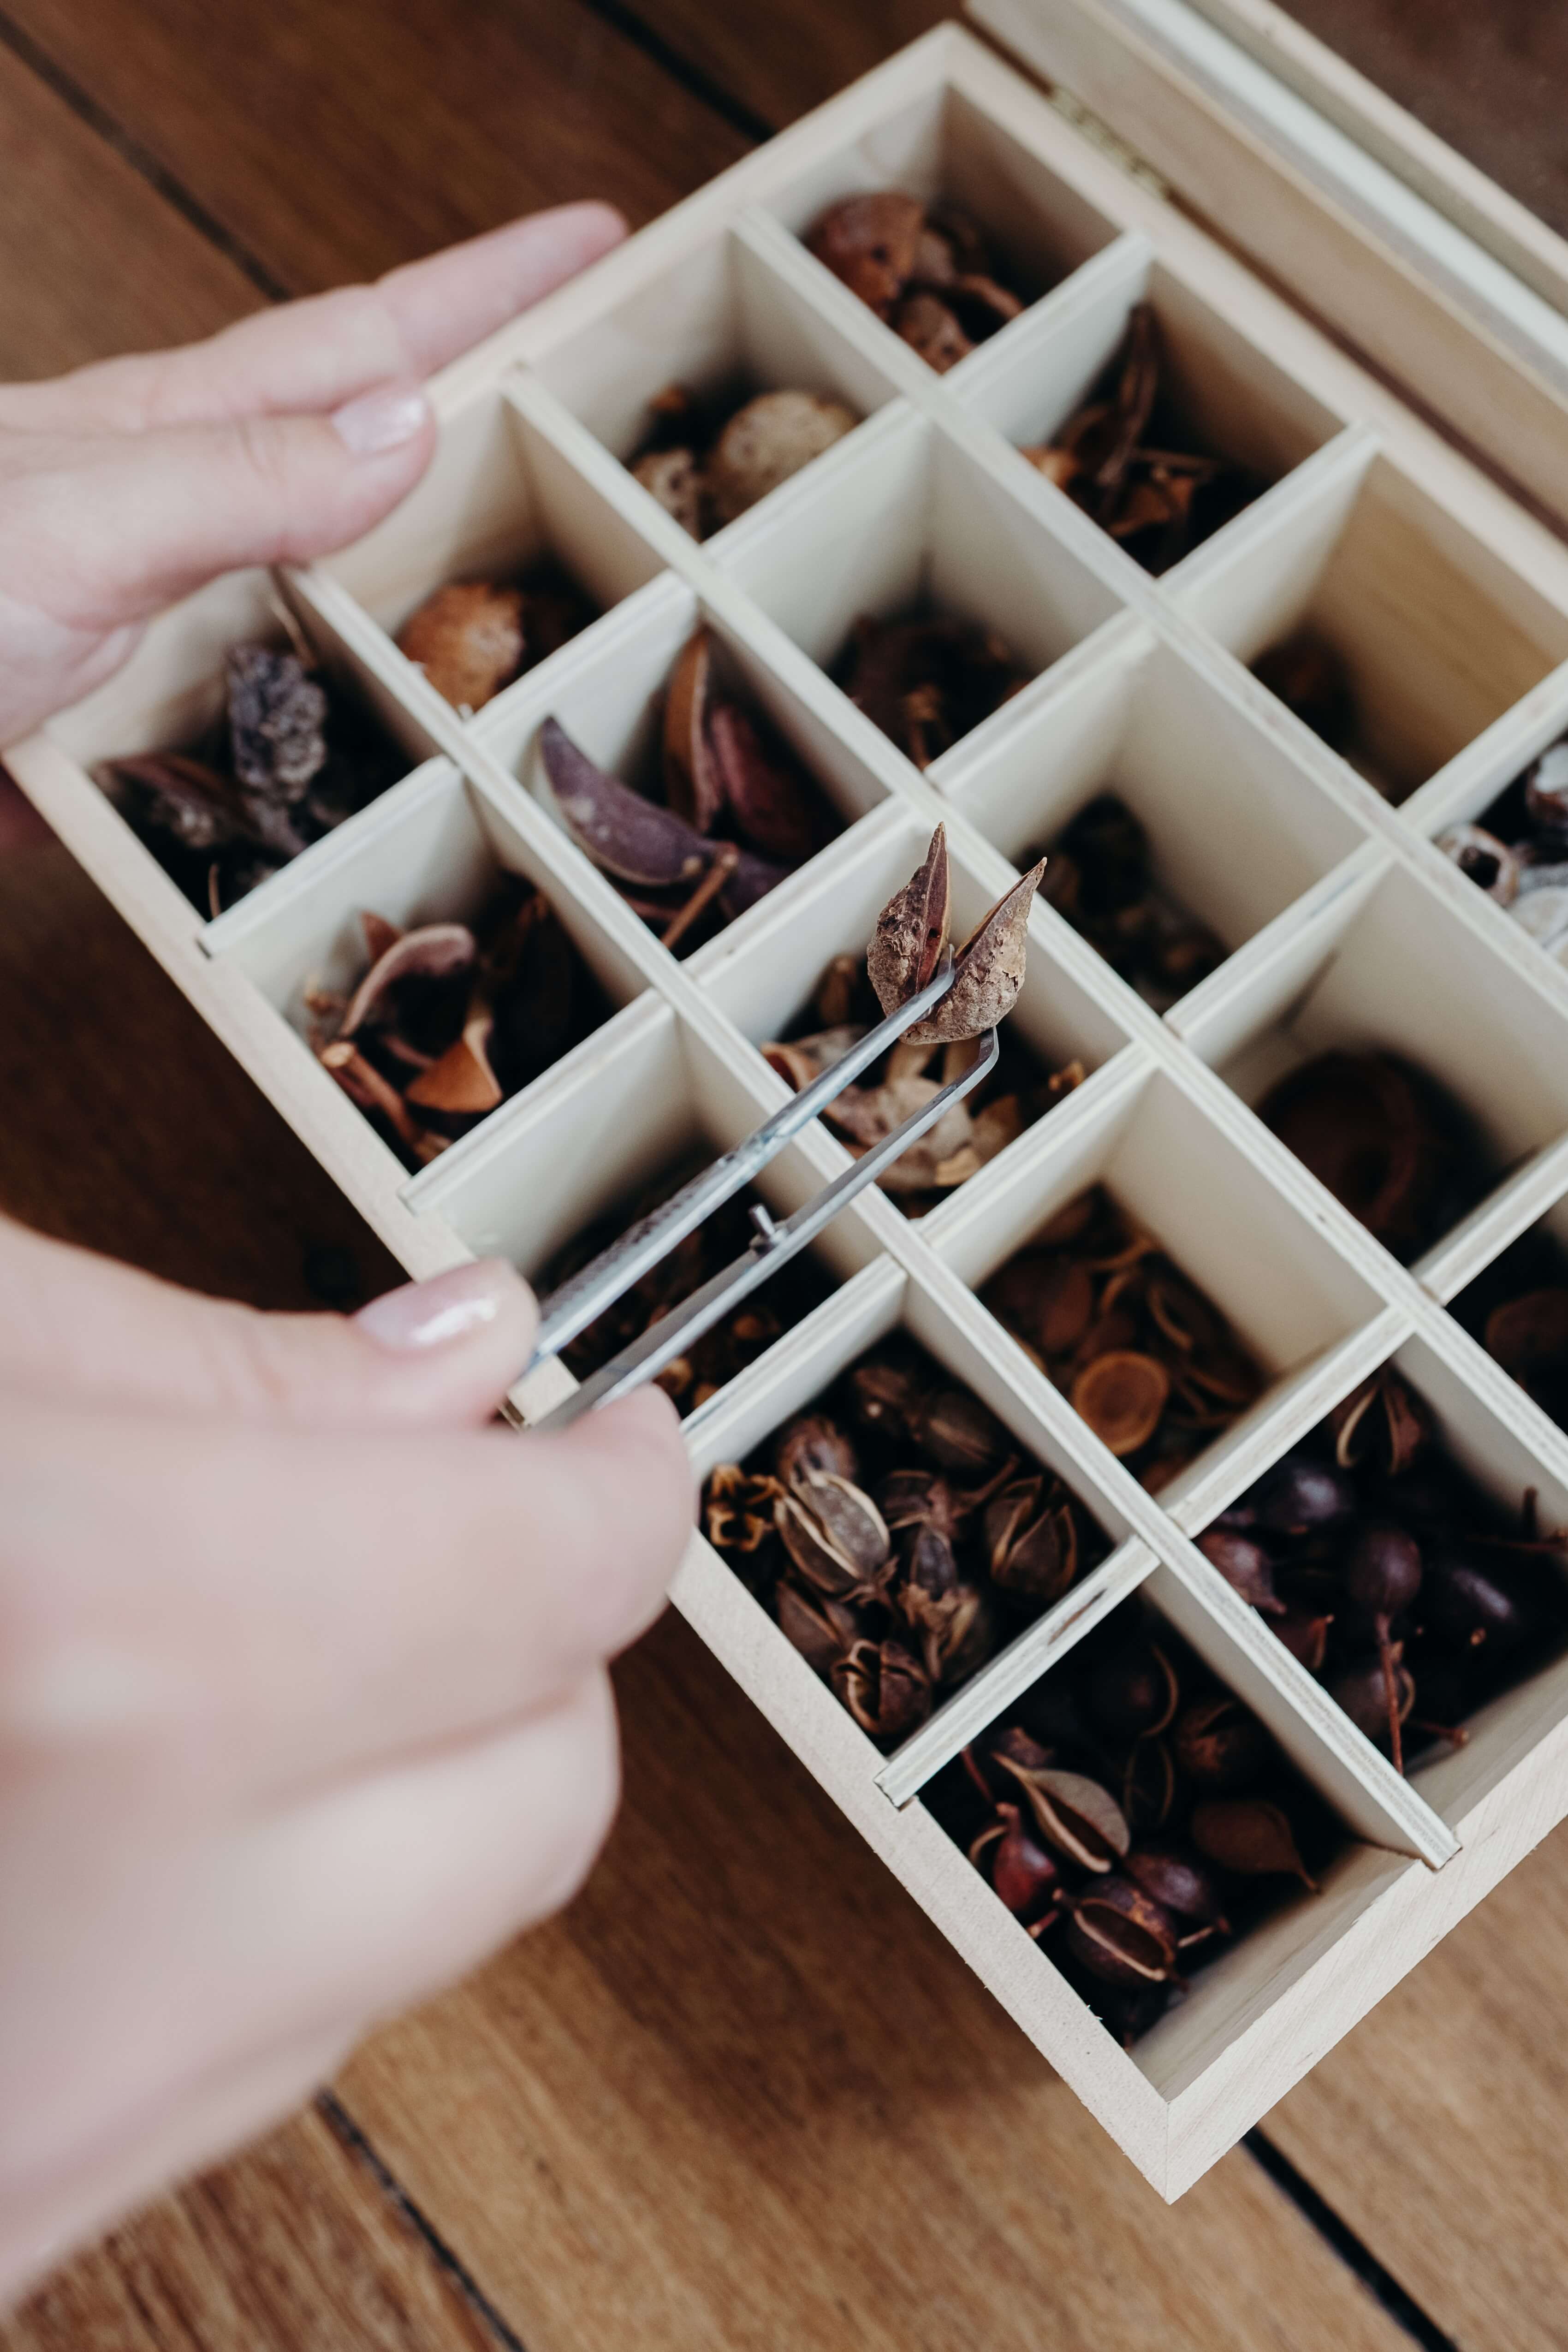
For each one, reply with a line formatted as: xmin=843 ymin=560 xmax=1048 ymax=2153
xmin=3 ymin=4 xmax=1567 ymax=2346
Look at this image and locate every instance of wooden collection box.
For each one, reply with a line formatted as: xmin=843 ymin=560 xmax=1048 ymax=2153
xmin=18 ymin=2 xmax=1568 ymax=2201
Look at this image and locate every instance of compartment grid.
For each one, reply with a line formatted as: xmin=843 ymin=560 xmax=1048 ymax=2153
xmin=23 ymin=15 xmax=1568 ymax=2193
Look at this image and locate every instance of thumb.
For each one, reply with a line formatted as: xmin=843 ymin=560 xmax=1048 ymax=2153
xmin=0 ymin=1219 xmax=540 ymax=1429
xmin=27 ymin=380 xmax=436 ymax=627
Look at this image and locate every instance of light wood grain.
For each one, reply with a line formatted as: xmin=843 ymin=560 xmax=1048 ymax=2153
xmin=0 ymin=0 xmax=749 ymax=293
xmin=0 ymin=2107 xmax=504 ymax=2352
xmin=333 ymin=1611 xmax=1415 ymax=2352
xmin=1271 ymin=1813 xmax=1568 ymax=2352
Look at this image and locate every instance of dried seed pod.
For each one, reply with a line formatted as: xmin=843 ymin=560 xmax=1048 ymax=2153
xmin=917 ymin=1385 xmax=1011 ymax=1477
xmin=867 ymin=825 xmax=952 ymax=1016
xmin=1197 ymin=1528 xmax=1285 ymax=1614
xmin=806 ymin=190 xmax=926 ymax=316
xmin=881 ymin=1467 xmax=966 ymax=1540
xmin=704 ymin=1465 xmax=784 ymax=1556
xmin=983 ymin=1478 xmax=1081 ymax=1606
xmin=396 ymin=581 xmax=526 ymax=711
xmin=632 ymin=446 xmax=704 ymax=536
xmin=1123 ymin=1844 xmax=1230 ymax=1930
xmin=833 ymin=1636 xmax=932 ymax=1740
xmin=1172 ymin=1695 xmax=1270 ymax=1793
xmin=849 ymin=1347 xmax=929 ymax=1442
xmin=776 ymin=1580 xmax=861 ymax=1677
xmin=1525 ymin=739 xmax=1568 ymax=829
xmin=1087 ymin=1639 xmax=1180 ymax=1739
xmin=1071 ymin=1350 xmax=1170 ymax=1456
xmin=1190 ymin=1798 xmax=1317 ymax=1888
xmin=901 ymin=1557 xmax=998 ymax=1684
xmin=901 ymin=861 xmax=1048 ymax=1045
xmin=985 ymin=1250 xmax=1095 ymax=1359
xmin=993 ymin=1758 xmax=1131 ymax=1871
xmin=706 ymin=388 xmax=858 ymax=525
xmin=1259 ymin=1052 xmax=1449 ymax=1258
xmin=1329 ymin=1367 xmax=1432 ymax=1477
xmin=1121 ymin=1736 xmax=1177 ymax=1836
xmin=774 ymin=1413 xmax=859 ymax=1491
xmin=1065 ymin=1874 xmax=1181 ymax=1988
xmin=539 ymin=717 xmax=710 ymax=889
xmin=1435 ymin=823 xmax=1523 ymax=905
xmin=774 ymin=1473 xmax=891 ymax=1599
xmin=763 ymin=1024 xmax=867 ymax=1092
xmin=970 ymin=1802 xmax=1062 ymax=1920
xmin=662 ymin=628 xmax=726 ymax=832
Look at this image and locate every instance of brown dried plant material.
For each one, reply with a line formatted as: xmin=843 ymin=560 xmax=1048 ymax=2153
xmin=983 ymin=1183 xmax=1263 ymax=1489
xmin=395 ymin=568 xmax=597 ymax=713
xmin=703 ymin=1333 xmax=1106 ymax=1738
xmin=1258 ymin=1050 xmax=1485 ymax=1263
xmin=867 ymin=823 xmax=950 ymax=1011
xmin=1442 ymin=730 xmax=1568 ymax=961
xmin=806 ymin=190 xmax=1029 ymax=372
xmin=766 ymin=924 xmax=1081 ymax=1215
xmin=1019 ymin=304 xmax=1261 ymax=574
xmin=107 ymin=640 xmax=407 ymax=915
xmin=629 ymin=382 xmax=857 ymax=538
xmin=540 ymin=634 xmax=836 ymax=954
xmin=1033 ymin=792 xmax=1225 ymax=1008
xmin=842 ymin=614 xmax=1031 ymax=767
xmin=902 ymin=858 xmax=1049 ymax=1044
xmin=1251 ymin=629 xmax=1359 ymax=760
xmin=310 ymin=890 xmax=611 ymax=1171
xmin=931 ymin=1601 xmax=1336 ymax=2043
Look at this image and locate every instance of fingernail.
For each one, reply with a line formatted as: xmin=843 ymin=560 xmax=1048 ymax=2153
xmin=355 ymin=1260 xmax=513 ymax=1352
xmin=331 ymin=380 xmax=429 ymax=457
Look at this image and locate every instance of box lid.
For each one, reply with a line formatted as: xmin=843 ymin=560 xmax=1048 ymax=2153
xmin=968 ymin=0 xmax=1568 ymax=529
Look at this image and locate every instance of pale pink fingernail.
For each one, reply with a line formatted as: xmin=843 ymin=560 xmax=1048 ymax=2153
xmin=331 ymin=381 xmax=429 ymax=457
xmin=355 ymin=1259 xmax=515 ymax=1352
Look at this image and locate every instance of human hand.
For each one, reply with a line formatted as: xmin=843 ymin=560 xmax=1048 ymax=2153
xmin=0 ymin=1214 xmax=692 ymax=2307
xmin=0 ymin=196 xmax=624 ymax=838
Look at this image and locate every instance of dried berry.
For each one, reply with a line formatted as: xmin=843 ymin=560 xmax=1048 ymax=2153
xmin=970 ymin=1802 xmax=1062 ymax=1921
xmin=1198 ymin=1528 xmax=1284 ymax=1613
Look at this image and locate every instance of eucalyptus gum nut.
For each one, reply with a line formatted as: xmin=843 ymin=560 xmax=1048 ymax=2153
xmin=902 ymin=860 xmax=1048 ymax=1044
xmin=867 ymin=825 xmax=951 ymax=1015
xmin=540 ymin=718 xmax=710 ymax=889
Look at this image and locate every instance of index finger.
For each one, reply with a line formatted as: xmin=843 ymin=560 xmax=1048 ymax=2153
xmin=2 ymin=1384 xmax=692 ymax=1808
xmin=0 ymin=205 xmax=626 ymax=436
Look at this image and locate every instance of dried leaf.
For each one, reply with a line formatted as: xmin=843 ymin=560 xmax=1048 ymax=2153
xmin=901 ymin=859 xmax=1047 ymax=1043
xmin=540 ymin=717 xmax=710 ymax=889
xmin=867 ymin=825 xmax=951 ymax=1016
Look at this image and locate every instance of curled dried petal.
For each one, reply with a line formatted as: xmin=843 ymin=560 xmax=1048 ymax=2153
xmin=662 ymin=629 xmax=727 ymax=832
xmin=540 ymin=717 xmax=710 ymax=889
xmin=339 ymin=922 xmax=477 ymax=1038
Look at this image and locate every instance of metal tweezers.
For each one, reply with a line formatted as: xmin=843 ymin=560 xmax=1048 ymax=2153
xmin=528 ymin=952 xmax=997 ymax=1430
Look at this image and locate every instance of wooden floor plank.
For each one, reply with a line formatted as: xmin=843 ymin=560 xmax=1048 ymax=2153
xmin=0 ymin=0 xmax=749 ymax=294
xmin=0 ymin=2107 xmax=505 ymax=2352
xmin=333 ymin=1611 xmax=1416 ymax=2352
xmin=0 ymin=39 xmax=252 ymax=377
xmin=1269 ymin=1814 xmax=1568 ymax=2352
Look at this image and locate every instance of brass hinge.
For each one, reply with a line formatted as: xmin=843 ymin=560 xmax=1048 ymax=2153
xmin=1046 ymin=83 xmax=1171 ymax=201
